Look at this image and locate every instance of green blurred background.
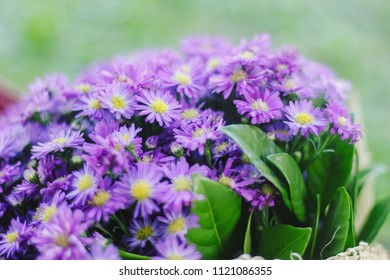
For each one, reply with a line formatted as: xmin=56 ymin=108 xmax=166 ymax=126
xmin=1 ymin=0 xmax=389 ymax=247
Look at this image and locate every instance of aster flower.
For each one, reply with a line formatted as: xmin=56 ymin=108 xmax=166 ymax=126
xmin=111 ymin=124 xmax=143 ymax=154
xmin=88 ymin=240 xmax=120 ymax=260
xmin=157 ymin=210 xmax=199 ymax=241
xmin=216 ymin=158 xmax=254 ymax=189
xmin=0 ymin=218 xmax=32 ymax=259
xmin=160 ymin=64 xmax=204 ymax=98
xmin=31 ymin=125 xmax=84 ymax=159
xmin=0 ymin=125 xmax=30 ymax=159
xmin=100 ymin=82 xmax=135 ymax=119
xmin=0 ymin=162 xmax=21 ymax=186
xmin=174 ymin=114 xmax=224 ymax=155
xmin=135 ymin=89 xmax=182 ymax=127
xmin=284 ymin=100 xmax=328 ymax=137
xmin=67 ymin=165 xmax=99 ymax=206
xmin=33 ymin=192 xmax=67 ymax=225
xmin=125 ymin=218 xmax=162 ymax=251
xmin=234 ymin=89 xmax=284 ymax=124
xmin=326 ymin=103 xmax=362 ymax=144
xmin=266 ymin=122 xmax=293 ymax=142
xmin=32 ymin=207 xmax=90 ymax=260
xmin=210 ymin=62 xmax=264 ymax=99
xmin=118 ymin=163 xmax=165 ymax=217
xmin=153 ymin=237 xmax=201 ymax=260
xmin=74 ymin=92 xmax=107 ymax=120
xmin=160 ymin=157 xmax=208 ymax=211
xmin=84 ymin=178 xmax=128 ymax=222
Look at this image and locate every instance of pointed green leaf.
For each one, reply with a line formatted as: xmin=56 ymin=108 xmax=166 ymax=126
xmin=243 ymin=211 xmax=254 ymax=254
xmin=258 ymin=225 xmax=312 ymax=260
xmin=316 ymin=187 xmax=351 ymax=259
xmin=345 ymin=194 xmax=356 ymax=249
xmin=358 ymin=197 xmax=390 ymax=243
xmin=307 ymin=136 xmax=354 ymax=209
xmin=220 ymin=125 xmax=291 ymax=211
xmin=118 ymin=250 xmax=150 ymax=260
xmin=308 ymin=194 xmax=321 ymax=259
xmin=186 ymin=174 xmax=242 ymax=259
xmin=267 ymin=153 xmax=307 ymax=222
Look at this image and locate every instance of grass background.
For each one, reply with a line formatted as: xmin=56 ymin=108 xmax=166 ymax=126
xmin=1 ymin=0 xmax=389 ymax=248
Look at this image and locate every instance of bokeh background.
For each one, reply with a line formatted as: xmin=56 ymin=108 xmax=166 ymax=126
xmin=1 ymin=0 xmax=389 ymax=247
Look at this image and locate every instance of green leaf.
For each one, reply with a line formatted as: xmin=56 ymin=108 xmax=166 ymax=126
xmin=345 ymin=195 xmax=356 ymax=249
xmin=258 ymin=225 xmax=312 ymax=260
xmin=358 ymin=197 xmax=390 ymax=243
xmin=307 ymin=136 xmax=354 ymax=209
xmin=220 ymin=125 xmax=292 ymax=211
xmin=186 ymin=174 xmax=242 ymax=259
xmin=307 ymin=194 xmax=321 ymax=259
xmin=118 ymin=250 xmax=150 ymax=260
xmin=316 ymin=187 xmax=351 ymax=259
xmin=267 ymin=153 xmax=307 ymax=222
xmin=243 ymin=210 xmax=254 ymax=254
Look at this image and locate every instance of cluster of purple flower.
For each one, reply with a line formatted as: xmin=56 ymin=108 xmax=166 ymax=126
xmin=0 ymin=34 xmax=361 ymax=260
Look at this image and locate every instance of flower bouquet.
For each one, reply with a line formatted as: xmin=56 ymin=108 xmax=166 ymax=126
xmin=0 ymin=34 xmax=388 ymax=260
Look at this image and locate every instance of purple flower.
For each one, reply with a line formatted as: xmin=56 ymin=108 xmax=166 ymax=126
xmin=210 ymin=62 xmax=264 ymax=99
xmin=283 ymin=100 xmax=328 ymax=137
xmin=32 ymin=207 xmax=90 ymax=260
xmin=217 ymin=158 xmax=254 ymax=189
xmin=111 ymin=124 xmax=143 ymax=154
xmin=160 ymin=64 xmax=204 ymax=98
xmin=31 ymin=125 xmax=84 ymax=159
xmin=67 ymin=165 xmax=99 ymax=206
xmin=234 ymin=89 xmax=284 ymax=124
xmin=0 ymin=162 xmax=21 ymax=186
xmin=100 ymin=82 xmax=135 ymax=119
xmin=161 ymin=157 xmax=208 ymax=211
xmin=88 ymin=241 xmax=120 ymax=260
xmin=266 ymin=122 xmax=293 ymax=142
xmin=84 ymin=178 xmax=128 ymax=222
xmin=118 ymin=163 xmax=165 ymax=217
xmin=0 ymin=125 xmax=30 ymax=159
xmin=326 ymin=103 xmax=362 ymax=143
xmin=135 ymin=89 xmax=182 ymax=127
xmin=0 ymin=218 xmax=32 ymax=259
xmin=174 ymin=114 xmax=224 ymax=155
xmin=157 ymin=210 xmax=199 ymax=241
xmin=0 ymin=203 xmax=7 ymax=219
xmin=126 ymin=218 xmax=162 ymax=251
xmin=74 ymin=92 xmax=107 ymax=120
xmin=153 ymin=236 xmax=201 ymax=260
xmin=33 ymin=192 xmax=67 ymax=225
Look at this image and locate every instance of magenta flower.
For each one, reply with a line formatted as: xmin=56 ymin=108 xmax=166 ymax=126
xmin=32 ymin=208 xmax=90 ymax=260
xmin=135 ymin=89 xmax=182 ymax=127
xmin=234 ymin=89 xmax=284 ymax=124
xmin=283 ymin=100 xmax=328 ymax=137
xmin=100 ymin=82 xmax=135 ymax=119
xmin=326 ymin=103 xmax=362 ymax=143
xmin=31 ymin=125 xmax=84 ymax=159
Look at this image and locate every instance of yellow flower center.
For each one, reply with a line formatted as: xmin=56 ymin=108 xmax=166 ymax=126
xmin=136 ymin=226 xmax=153 ymax=241
xmin=238 ymin=51 xmax=255 ymax=60
xmin=168 ymin=218 xmax=186 ymax=234
xmin=114 ymin=144 xmax=122 ymax=150
xmin=251 ymin=99 xmax=269 ymax=111
xmin=174 ymin=72 xmax=192 ymax=86
xmin=111 ymin=96 xmax=126 ymax=110
xmin=295 ymin=113 xmax=314 ymax=125
xmin=89 ymin=99 xmax=102 ymax=110
xmin=261 ymin=184 xmax=274 ymax=195
xmin=78 ymin=175 xmax=94 ymax=191
xmin=207 ymin=58 xmax=221 ymax=69
xmin=230 ymin=69 xmax=247 ymax=83
xmin=150 ymin=98 xmax=169 ymax=114
xmin=181 ymin=109 xmax=199 ymax=120
xmin=131 ymin=180 xmax=152 ymax=201
xmin=121 ymin=133 xmax=130 ymax=143
xmin=219 ymin=175 xmax=232 ymax=187
xmin=277 ymin=64 xmax=288 ymax=71
xmin=92 ymin=190 xmax=111 ymax=206
xmin=338 ymin=116 xmax=348 ymax=126
xmin=42 ymin=206 xmax=57 ymax=222
xmin=55 ymin=234 xmax=70 ymax=247
xmin=285 ymin=79 xmax=295 ymax=90
xmin=192 ymin=128 xmax=206 ymax=138
xmin=5 ymin=232 xmax=18 ymax=243
xmin=76 ymin=83 xmax=92 ymax=94
xmin=173 ymin=176 xmax=191 ymax=191
xmin=141 ymin=155 xmax=153 ymax=163
xmin=215 ymin=142 xmax=228 ymax=154
xmin=167 ymin=255 xmax=184 ymax=260
xmin=118 ymin=75 xmax=129 ymax=83
xmin=52 ymin=137 xmax=67 ymax=144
